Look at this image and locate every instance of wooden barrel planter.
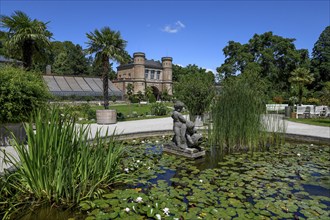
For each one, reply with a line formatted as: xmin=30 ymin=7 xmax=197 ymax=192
xmin=96 ymin=110 xmax=117 ymax=125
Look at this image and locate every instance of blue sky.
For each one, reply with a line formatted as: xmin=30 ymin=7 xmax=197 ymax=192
xmin=1 ymin=0 xmax=329 ymax=73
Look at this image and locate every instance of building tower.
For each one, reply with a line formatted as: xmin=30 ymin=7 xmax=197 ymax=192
xmin=133 ymin=52 xmax=146 ymax=93
xmin=161 ymin=56 xmax=173 ymax=95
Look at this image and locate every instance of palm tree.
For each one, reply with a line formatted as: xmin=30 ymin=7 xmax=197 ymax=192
xmin=86 ymin=27 xmax=130 ymax=109
xmin=289 ymin=67 xmax=314 ymax=105
xmin=0 ymin=11 xmax=52 ymax=70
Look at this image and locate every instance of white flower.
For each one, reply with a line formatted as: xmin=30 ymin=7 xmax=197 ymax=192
xmin=155 ymin=214 xmax=161 ymax=220
xmin=199 ymin=179 xmax=203 ymax=183
xmin=124 ymin=168 xmax=129 ymax=173
xmin=162 ymin=135 xmax=165 ymax=138
xmin=125 ymin=207 xmax=130 ymax=212
xmin=156 ymin=140 xmax=159 ymax=143
xmin=310 ymin=144 xmax=313 ymax=147
xmin=133 ymin=140 xmax=136 ymax=143
xmin=137 ymin=160 xmax=140 ymax=163
xmin=141 ymin=140 xmax=145 ymax=144
xmin=148 ymin=167 xmax=151 ymax=170
xmin=297 ymin=153 xmax=301 ymax=157
xmin=163 ymin=207 xmax=170 ymax=216
xmin=136 ymin=196 xmax=143 ymax=203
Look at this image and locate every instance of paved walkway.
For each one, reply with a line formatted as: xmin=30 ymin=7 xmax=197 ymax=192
xmin=1 ymin=117 xmax=329 ymax=174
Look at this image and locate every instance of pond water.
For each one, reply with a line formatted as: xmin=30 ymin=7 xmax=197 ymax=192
xmin=20 ymin=142 xmax=330 ymax=219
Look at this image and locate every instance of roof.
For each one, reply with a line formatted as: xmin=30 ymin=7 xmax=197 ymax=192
xmin=117 ymin=59 xmax=163 ymax=70
xmin=43 ymin=75 xmax=123 ymax=97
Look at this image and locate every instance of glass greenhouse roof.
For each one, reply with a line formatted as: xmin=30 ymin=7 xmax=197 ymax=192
xmin=43 ymin=75 xmax=123 ymax=97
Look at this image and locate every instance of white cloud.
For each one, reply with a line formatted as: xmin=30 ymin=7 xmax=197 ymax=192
xmin=162 ymin=20 xmax=185 ymax=33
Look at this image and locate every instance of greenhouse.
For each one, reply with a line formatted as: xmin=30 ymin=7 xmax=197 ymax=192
xmin=43 ymin=75 xmax=123 ymax=99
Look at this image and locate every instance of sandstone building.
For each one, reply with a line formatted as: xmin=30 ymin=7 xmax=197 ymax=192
xmin=113 ymin=52 xmax=173 ymax=99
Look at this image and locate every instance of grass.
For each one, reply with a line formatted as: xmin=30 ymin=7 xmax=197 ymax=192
xmin=287 ymin=117 xmax=330 ymax=127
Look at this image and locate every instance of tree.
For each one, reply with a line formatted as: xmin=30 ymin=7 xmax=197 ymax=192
xmin=86 ymin=27 xmax=130 ymax=109
xmin=0 ymin=11 xmax=52 ymax=70
xmin=126 ymin=83 xmax=134 ymax=102
xmin=174 ymin=70 xmax=215 ymax=118
xmin=311 ymin=26 xmax=330 ymax=90
xmin=289 ymin=67 xmax=314 ymax=105
xmin=217 ymin=32 xmax=310 ymax=95
xmin=51 ymin=41 xmax=89 ymax=75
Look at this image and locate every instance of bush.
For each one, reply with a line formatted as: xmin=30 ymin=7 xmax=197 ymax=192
xmin=0 ymin=66 xmax=50 ymax=122
xmin=174 ymin=72 xmax=215 ymax=116
xmin=148 ymin=94 xmax=157 ymax=103
xmin=150 ymin=102 xmax=168 ymax=116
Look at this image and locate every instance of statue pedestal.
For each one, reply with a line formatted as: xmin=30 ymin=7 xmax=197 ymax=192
xmin=163 ymin=142 xmax=205 ymax=159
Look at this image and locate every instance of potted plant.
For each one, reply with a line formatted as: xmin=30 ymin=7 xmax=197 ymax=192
xmin=86 ymin=26 xmax=130 ymax=124
xmin=289 ymin=96 xmax=298 ymax=118
xmin=0 ymin=66 xmax=50 ymax=146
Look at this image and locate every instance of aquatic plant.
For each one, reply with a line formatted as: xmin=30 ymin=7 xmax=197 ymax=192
xmin=209 ymin=76 xmax=285 ymax=154
xmin=2 ymin=107 xmax=124 ymax=212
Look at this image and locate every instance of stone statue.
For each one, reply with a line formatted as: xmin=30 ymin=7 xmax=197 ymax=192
xmin=171 ymin=101 xmax=202 ymax=149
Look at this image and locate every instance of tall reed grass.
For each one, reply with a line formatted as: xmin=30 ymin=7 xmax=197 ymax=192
xmin=209 ymin=77 xmax=285 ymax=155
xmin=6 ymin=107 xmax=124 ymax=205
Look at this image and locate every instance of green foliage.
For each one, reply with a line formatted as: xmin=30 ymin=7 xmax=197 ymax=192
xmin=289 ymin=67 xmax=314 ymax=105
xmin=150 ymin=102 xmax=168 ymax=116
xmin=172 ymin=64 xmax=213 ymax=82
xmin=210 ymin=76 xmax=284 ymax=153
xmin=0 ymin=66 xmax=50 ymax=122
xmin=217 ymin=31 xmax=310 ymax=94
xmin=148 ymin=93 xmax=157 ymax=103
xmin=0 ymin=11 xmax=52 ymax=70
xmin=126 ymin=83 xmax=134 ymax=101
xmin=174 ymin=71 xmax=215 ymax=116
xmin=311 ymin=26 xmax=330 ymax=90
xmin=51 ymin=41 xmax=89 ymax=75
xmin=5 ymin=107 xmax=124 ymax=207
xmin=320 ymin=81 xmax=330 ymax=106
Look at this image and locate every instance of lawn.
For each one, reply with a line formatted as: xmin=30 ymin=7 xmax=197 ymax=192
xmin=287 ymin=117 xmax=330 ymax=127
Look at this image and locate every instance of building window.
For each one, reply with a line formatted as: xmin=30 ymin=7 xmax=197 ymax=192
xmin=151 ymin=70 xmax=155 ymax=79
xmin=156 ymin=71 xmax=161 ymax=80
xmin=145 ymin=69 xmax=149 ymax=79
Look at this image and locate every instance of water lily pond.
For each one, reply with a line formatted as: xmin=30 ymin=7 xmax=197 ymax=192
xmin=24 ymin=141 xmax=330 ymax=220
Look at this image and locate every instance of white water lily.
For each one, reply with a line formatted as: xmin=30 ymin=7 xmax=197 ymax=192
xmin=297 ymin=153 xmax=301 ymax=157
xmin=125 ymin=207 xmax=130 ymax=212
xmin=163 ymin=207 xmax=170 ymax=216
xmin=137 ymin=160 xmax=140 ymax=163
xmin=136 ymin=196 xmax=143 ymax=203
xmin=199 ymin=179 xmax=203 ymax=183
xmin=141 ymin=140 xmax=145 ymax=143
xmin=162 ymin=135 xmax=165 ymax=138
xmin=310 ymin=144 xmax=313 ymax=147
xmin=133 ymin=140 xmax=136 ymax=142
xmin=155 ymin=214 xmax=161 ymax=220
xmin=156 ymin=140 xmax=159 ymax=143
xmin=148 ymin=167 xmax=151 ymax=170
xmin=124 ymin=168 xmax=129 ymax=173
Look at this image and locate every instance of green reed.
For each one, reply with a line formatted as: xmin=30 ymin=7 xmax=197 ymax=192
xmin=209 ymin=78 xmax=285 ymax=154
xmin=6 ymin=107 xmax=124 ymax=205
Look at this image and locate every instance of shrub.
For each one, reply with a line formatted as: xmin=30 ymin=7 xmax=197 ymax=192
xmin=148 ymin=94 xmax=157 ymax=103
xmin=0 ymin=66 xmax=50 ymax=122
xmin=174 ymin=72 xmax=215 ymax=116
xmin=306 ymin=98 xmax=320 ymax=105
xmin=150 ymin=102 xmax=168 ymax=116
